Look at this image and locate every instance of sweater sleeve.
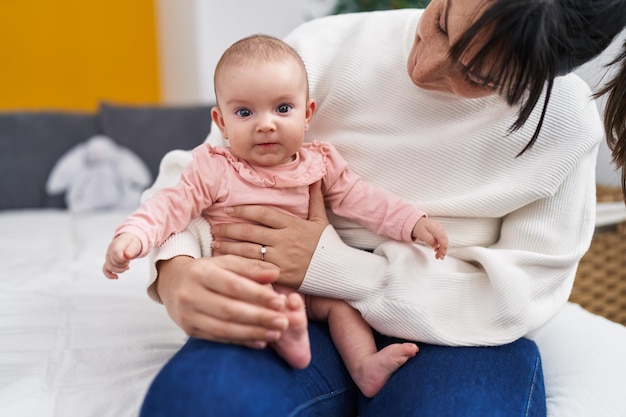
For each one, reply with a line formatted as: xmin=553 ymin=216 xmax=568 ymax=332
xmin=146 ymin=216 xmax=214 ymax=303
xmin=300 ymin=145 xmax=599 ymax=346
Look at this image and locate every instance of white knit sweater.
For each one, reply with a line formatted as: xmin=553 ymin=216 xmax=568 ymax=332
xmin=147 ymin=9 xmax=602 ymax=346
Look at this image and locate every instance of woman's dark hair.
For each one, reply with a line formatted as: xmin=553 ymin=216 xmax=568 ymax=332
xmin=449 ymin=0 xmax=626 ymax=156
xmin=595 ymin=40 xmax=626 ymax=200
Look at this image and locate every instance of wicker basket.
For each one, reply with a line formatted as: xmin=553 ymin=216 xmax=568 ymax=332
xmin=569 ymin=185 xmax=626 ymax=325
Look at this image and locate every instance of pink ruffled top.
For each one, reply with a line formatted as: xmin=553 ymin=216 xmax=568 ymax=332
xmin=116 ymin=140 xmax=425 ymax=257
xmin=208 ymin=140 xmax=330 ymax=188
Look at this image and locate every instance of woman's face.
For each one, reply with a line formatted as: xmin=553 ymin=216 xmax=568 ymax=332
xmin=407 ymin=0 xmax=496 ymax=98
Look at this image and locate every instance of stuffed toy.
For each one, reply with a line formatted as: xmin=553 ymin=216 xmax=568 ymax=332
xmin=46 ymin=135 xmax=152 ymax=212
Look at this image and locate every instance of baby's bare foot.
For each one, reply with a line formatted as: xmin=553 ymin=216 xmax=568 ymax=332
xmin=271 ymin=292 xmax=311 ymax=369
xmin=354 ymin=343 xmax=418 ymax=398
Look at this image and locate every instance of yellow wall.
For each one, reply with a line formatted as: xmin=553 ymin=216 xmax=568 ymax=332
xmin=0 ymin=0 xmax=160 ymax=111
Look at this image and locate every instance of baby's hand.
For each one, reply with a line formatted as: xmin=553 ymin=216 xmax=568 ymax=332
xmin=102 ymin=233 xmax=142 ymax=279
xmin=412 ymin=218 xmax=448 ymax=260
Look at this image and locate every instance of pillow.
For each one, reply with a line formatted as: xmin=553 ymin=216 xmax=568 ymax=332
xmin=99 ymin=102 xmax=213 ymax=181
xmin=0 ymin=111 xmax=100 ymax=210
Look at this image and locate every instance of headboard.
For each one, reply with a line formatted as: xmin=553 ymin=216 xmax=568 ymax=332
xmin=0 ymin=102 xmax=213 ymax=210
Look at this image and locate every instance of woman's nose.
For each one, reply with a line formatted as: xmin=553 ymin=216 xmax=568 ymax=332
xmin=415 ymin=42 xmax=449 ymax=83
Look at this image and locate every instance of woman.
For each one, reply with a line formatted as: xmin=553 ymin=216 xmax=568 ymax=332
xmin=139 ymin=0 xmax=626 ymax=416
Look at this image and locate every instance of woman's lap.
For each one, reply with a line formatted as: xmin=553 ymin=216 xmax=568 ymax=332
xmin=361 ymin=333 xmax=545 ymax=417
xmin=140 ymin=322 xmax=359 ymax=417
xmin=140 ymin=323 xmax=545 ymax=417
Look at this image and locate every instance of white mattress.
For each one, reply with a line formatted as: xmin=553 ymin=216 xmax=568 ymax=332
xmin=1 ymin=209 xmax=625 ymax=417
xmin=0 ymin=210 xmax=186 ymax=417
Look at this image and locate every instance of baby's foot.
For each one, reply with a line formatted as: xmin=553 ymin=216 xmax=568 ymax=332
xmin=354 ymin=343 xmax=418 ymax=398
xmin=271 ymin=292 xmax=311 ymax=369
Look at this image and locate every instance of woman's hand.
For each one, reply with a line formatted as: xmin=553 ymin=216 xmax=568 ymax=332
xmin=156 ymin=254 xmax=292 ymax=348
xmin=211 ymin=182 xmax=329 ymax=288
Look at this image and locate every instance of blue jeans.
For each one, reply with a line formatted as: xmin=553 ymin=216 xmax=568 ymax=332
xmin=140 ymin=322 xmax=546 ymax=417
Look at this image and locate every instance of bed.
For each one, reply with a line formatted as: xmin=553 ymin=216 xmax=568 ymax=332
xmin=0 ymin=103 xmax=210 ymax=416
xmin=1 ymin=98 xmax=625 ymax=416
xmin=0 ymin=209 xmax=187 ymax=416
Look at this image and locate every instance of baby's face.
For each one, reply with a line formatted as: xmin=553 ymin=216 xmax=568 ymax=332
xmin=212 ymin=58 xmax=314 ymax=167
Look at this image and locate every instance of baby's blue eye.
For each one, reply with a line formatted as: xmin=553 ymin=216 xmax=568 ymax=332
xmin=277 ymin=104 xmax=291 ymax=113
xmin=236 ymin=108 xmax=252 ymax=117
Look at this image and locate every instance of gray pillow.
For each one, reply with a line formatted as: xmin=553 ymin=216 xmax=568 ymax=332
xmin=0 ymin=111 xmax=99 ymax=210
xmin=99 ymin=102 xmax=213 ymax=181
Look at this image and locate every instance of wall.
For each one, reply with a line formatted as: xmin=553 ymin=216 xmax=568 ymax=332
xmin=0 ymin=0 xmax=160 ymax=111
xmin=0 ymin=0 xmax=330 ymax=109
xmin=155 ymin=0 xmax=335 ymax=105
xmin=575 ymin=30 xmax=626 ymax=187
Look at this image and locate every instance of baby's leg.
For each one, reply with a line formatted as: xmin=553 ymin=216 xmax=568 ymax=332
xmin=307 ymin=296 xmax=418 ymax=398
xmin=271 ymin=285 xmax=311 ymax=369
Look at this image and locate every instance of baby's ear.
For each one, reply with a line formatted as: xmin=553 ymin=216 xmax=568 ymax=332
xmin=211 ymin=106 xmax=228 ymax=139
xmin=305 ymin=98 xmax=317 ymax=129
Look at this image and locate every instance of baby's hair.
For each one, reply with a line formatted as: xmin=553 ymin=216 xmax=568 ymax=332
xmin=213 ymin=34 xmax=309 ymax=104
xmin=449 ymin=0 xmax=626 ymax=156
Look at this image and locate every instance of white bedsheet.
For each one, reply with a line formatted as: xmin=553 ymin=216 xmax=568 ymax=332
xmin=0 ymin=210 xmax=186 ymax=417
xmin=1 ymin=209 xmax=625 ymax=417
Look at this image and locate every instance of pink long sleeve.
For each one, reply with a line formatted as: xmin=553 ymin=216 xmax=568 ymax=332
xmin=114 ymin=145 xmax=223 ymax=258
xmin=321 ymin=144 xmax=425 ymax=242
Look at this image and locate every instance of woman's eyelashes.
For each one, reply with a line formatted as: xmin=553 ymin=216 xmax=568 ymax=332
xmin=464 ymin=71 xmax=498 ymax=90
xmin=464 ymin=73 xmax=482 ymax=88
xmin=434 ymin=12 xmax=447 ymax=36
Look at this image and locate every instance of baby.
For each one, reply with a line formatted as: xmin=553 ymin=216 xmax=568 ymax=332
xmin=103 ymin=34 xmax=447 ymax=398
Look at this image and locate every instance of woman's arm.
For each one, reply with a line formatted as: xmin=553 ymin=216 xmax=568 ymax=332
xmin=150 ymin=183 xmax=329 ymax=346
xmin=143 ymin=127 xmax=295 ymax=347
xmin=313 ymin=149 xmax=598 ymax=346
xmin=214 ymin=146 xmax=599 ymax=347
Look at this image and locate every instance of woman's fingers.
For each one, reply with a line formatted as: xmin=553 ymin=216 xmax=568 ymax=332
xmin=211 ymin=181 xmax=330 ymax=288
xmin=223 ymin=204 xmax=291 ymax=229
xmin=178 ymin=293 xmax=286 ymax=345
xmin=215 ymin=181 xmax=329 ymax=247
xmin=195 ymin=255 xmax=286 ymax=310
xmin=156 ymin=255 xmax=290 ymax=346
xmin=307 ymin=181 xmax=329 ymax=224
